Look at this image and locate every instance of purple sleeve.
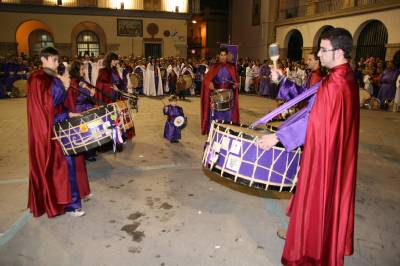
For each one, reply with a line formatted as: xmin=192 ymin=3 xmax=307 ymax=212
xmin=52 ymin=79 xmax=69 ymax=123
xmin=277 ymin=78 xmax=306 ymax=101
xmin=76 ymin=86 xmax=90 ymax=104
xmin=276 ymin=94 xmax=316 ymax=151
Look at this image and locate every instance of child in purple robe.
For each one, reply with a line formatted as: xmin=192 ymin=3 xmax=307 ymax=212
xmin=163 ymin=95 xmax=185 ymax=143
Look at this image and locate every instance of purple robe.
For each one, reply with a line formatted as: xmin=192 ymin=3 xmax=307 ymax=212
xmin=378 ymin=68 xmax=399 ymax=103
xmin=275 ymin=78 xmax=315 ymax=151
xmin=76 ymin=86 xmax=94 ymax=113
xmin=52 ymin=79 xmax=82 ymax=211
xmin=258 ymin=65 xmax=272 ymax=96
xmin=163 ymin=105 xmax=184 ymax=141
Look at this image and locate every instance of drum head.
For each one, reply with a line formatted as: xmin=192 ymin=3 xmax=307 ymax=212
xmin=173 ymin=116 xmax=185 ymax=127
xmin=130 ymin=73 xmax=139 ymax=88
xmin=12 ymin=79 xmax=27 ymax=97
xmin=176 ymin=77 xmax=186 ymax=92
xmin=183 ymin=75 xmax=193 ymax=89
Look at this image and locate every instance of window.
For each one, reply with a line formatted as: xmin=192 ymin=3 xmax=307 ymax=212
xmin=76 ymin=30 xmax=100 ymax=57
xmin=29 ymin=30 xmax=54 ymax=56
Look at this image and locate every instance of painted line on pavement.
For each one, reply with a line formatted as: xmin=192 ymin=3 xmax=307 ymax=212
xmin=0 ymin=211 xmax=31 ymax=246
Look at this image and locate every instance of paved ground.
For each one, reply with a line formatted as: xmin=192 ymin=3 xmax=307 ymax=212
xmin=0 ymin=95 xmax=399 ymax=266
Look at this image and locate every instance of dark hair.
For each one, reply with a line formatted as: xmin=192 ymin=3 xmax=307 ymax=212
xmin=219 ymin=47 xmax=228 ymax=54
xmin=69 ymin=61 xmax=83 ymax=80
xmin=40 ymin=46 xmax=59 ymax=59
xmin=320 ymin=27 xmax=353 ymax=59
xmin=103 ymin=52 xmax=119 ymax=71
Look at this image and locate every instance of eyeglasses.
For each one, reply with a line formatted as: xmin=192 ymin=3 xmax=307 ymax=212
xmin=319 ymin=48 xmax=338 ymax=53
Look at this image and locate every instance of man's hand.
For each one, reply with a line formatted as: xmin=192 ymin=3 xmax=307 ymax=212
xmin=258 ymin=133 xmax=279 ymax=151
xmin=112 ymin=85 xmax=119 ymax=91
xmin=209 ymin=82 xmax=214 ymax=90
xmin=89 ymin=88 xmax=96 ymax=96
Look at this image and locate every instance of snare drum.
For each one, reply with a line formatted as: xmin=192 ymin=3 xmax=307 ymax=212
xmin=111 ymin=100 xmax=135 ymax=131
xmin=211 ymin=89 xmax=233 ymax=111
xmin=173 ymin=115 xmax=187 ymax=129
xmin=202 ymin=121 xmax=301 ymax=192
xmin=53 ymin=105 xmax=116 ymax=156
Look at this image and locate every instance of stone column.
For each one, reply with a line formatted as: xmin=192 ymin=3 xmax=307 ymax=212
xmin=385 ymin=43 xmax=400 ymax=61
xmin=302 ymin=46 xmax=314 ymax=59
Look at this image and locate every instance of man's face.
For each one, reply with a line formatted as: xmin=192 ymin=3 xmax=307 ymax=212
xmin=317 ymin=39 xmax=336 ymax=69
xmin=306 ymin=54 xmax=319 ymax=71
xmin=41 ymin=55 xmax=59 ymax=71
xmin=219 ymin=52 xmax=227 ymax=64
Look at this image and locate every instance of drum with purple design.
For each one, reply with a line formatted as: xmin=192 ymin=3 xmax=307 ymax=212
xmin=202 ymin=121 xmax=301 ymax=192
xmin=53 ymin=105 xmax=117 ymax=156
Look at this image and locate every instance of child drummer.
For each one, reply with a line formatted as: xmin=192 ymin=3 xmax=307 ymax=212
xmin=163 ymin=95 xmax=185 ymax=143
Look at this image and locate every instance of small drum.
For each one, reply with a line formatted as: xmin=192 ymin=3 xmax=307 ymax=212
xmin=173 ymin=115 xmax=187 ymax=129
xmin=363 ymin=97 xmax=380 ymax=110
xmin=202 ymin=121 xmax=301 ymax=192
xmin=211 ymin=89 xmax=233 ymax=111
xmin=129 ymin=73 xmax=140 ymax=89
xmin=119 ymin=91 xmax=139 ymax=112
xmin=176 ymin=76 xmax=186 ymax=92
xmin=12 ymin=79 xmax=27 ymax=97
xmin=53 ymin=105 xmax=116 ymax=156
xmin=183 ymin=74 xmax=193 ymax=89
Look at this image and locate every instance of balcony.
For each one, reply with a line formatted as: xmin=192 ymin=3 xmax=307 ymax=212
xmin=278 ymin=0 xmax=397 ymax=20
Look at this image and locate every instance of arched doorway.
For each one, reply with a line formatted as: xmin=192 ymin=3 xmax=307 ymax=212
xmin=16 ymin=20 xmax=53 ymax=56
xmin=29 ymin=30 xmax=54 ymax=56
xmin=286 ymin=30 xmax=303 ymax=62
xmin=76 ymin=30 xmax=100 ymax=57
xmin=313 ymin=25 xmax=334 ymax=51
xmin=355 ymin=20 xmax=388 ymax=62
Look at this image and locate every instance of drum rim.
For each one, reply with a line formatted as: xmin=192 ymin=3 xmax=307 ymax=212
xmin=212 ymin=121 xmax=287 ymax=148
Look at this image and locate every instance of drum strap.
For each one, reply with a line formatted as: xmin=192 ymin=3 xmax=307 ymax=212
xmin=250 ymin=80 xmax=322 ymax=128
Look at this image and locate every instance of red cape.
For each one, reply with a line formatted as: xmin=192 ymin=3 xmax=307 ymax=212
xmin=200 ymin=63 xmax=239 ymax=135
xmin=96 ymin=68 xmax=114 ymax=104
xmin=27 ymin=70 xmax=71 ymax=217
xmin=282 ymin=64 xmax=360 ymax=266
xmin=64 ymin=79 xmax=91 ymax=198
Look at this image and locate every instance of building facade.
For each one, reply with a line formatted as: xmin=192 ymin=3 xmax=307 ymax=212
xmin=231 ymin=0 xmax=400 ymax=64
xmin=0 ymin=0 xmax=191 ymax=58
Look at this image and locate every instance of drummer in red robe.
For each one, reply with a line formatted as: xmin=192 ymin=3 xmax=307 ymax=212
xmin=27 ymin=47 xmax=90 ymax=218
xmin=201 ymin=47 xmax=240 ymax=135
xmin=259 ymin=28 xmax=359 ymax=266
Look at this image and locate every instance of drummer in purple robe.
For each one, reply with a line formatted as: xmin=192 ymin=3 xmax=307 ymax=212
xmin=258 ymin=60 xmax=272 ymax=97
xmin=163 ymin=95 xmax=185 ymax=143
xmin=378 ymin=60 xmax=399 ymax=107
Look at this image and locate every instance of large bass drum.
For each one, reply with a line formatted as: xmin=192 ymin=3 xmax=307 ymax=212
xmin=202 ymin=121 xmax=301 ymax=192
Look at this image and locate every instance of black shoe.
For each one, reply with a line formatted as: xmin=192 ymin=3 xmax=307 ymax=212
xmin=86 ymin=157 xmax=96 ymax=162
